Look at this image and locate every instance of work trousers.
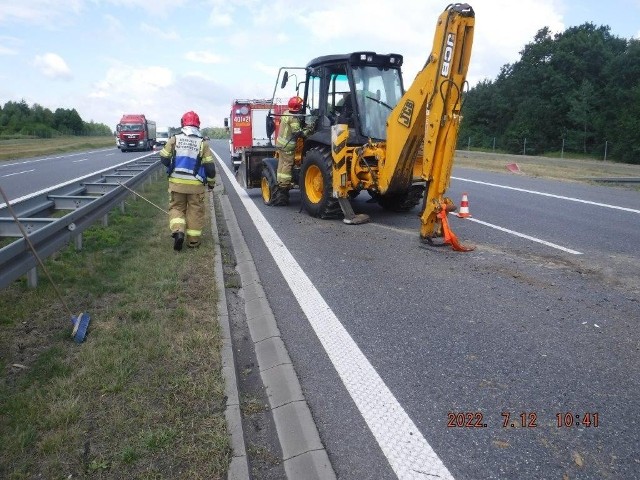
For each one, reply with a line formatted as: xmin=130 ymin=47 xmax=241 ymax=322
xmin=276 ymin=150 xmax=294 ymax=186
xmin=168 ymin=182 xmax=206 ymax=247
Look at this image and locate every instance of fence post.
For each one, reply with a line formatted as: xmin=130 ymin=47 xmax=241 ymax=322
xmin=523 ymin=138 xmax=527 ymax=155
xmin=467 ymin=137 xmax=471 ymax=151
xmin=561 ymin=138 xmax=564 ymax=159
xmin=604 ymin=140 xmax=608 ymax=161
xmin=492 ymin=137 xmax=496 ymax=152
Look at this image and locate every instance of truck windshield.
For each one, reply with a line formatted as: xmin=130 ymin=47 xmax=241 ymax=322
xmin=121 ymin=124 xmax=143 ymax=131
xmin=158 ymin=132 xmax=168 ymax=138
xmin=352 ymin=66 xmax=403 ymax=140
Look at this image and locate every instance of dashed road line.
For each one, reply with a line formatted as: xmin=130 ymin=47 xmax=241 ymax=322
xmin=370 ymin=217 xmax=583 ymax=254
xmin=464 ymin=217 xmax=582 ymax=254
xmin=1 ymin=169 xmax=34 ymax=178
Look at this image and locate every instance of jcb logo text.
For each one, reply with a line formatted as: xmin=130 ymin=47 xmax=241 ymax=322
xmin=398 ymin=100 xmax=414 ymax=128
xmin=441 ymin=33 xmax=455 ymax=77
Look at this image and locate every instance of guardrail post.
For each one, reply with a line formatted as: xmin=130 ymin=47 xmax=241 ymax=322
xmin=120 ymin=201 xmax=126 ymax=214
xmin=74 ymin=233 xmax=83 ymax=251
xmin=102 ymin=214 xmax=109 ymax=227
xmin=27 ymin=268 xmax=38 ymax=288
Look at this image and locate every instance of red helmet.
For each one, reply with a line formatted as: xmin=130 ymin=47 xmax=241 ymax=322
xmin=288 ymin=96 xmax=303 ymax=112
xmin=181 ymin=111 xmax=200 ymax=128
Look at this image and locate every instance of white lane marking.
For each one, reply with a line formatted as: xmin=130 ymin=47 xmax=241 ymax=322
xmin=2 ymin=169 xmax=35 ymax=178
xmin=0 ymin=148 xmax=114 ymax=169
xmin=215 ymin=153 xmax=455 ymax=480
xmin=0 ymin=152 xmax=155 ymax=208
xmin=72 ymin=158 xmax=88 ymax=163
xmin=465 ymin=218 xmax=583 ymax=254
xmin=452 ymin=176 xmax=640 ymax=214
xmin=371 ymin=218 xmax=582 ymax=254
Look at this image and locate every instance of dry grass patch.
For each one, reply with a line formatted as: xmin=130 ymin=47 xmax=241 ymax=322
xmin=455 ymin=150 xmax=640 ymax=185
xmin=0 ymin=136 xmax=116 ymax=161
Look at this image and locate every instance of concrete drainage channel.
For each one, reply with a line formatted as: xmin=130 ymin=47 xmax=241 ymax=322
xmin=210 ymin=182 xmax=336 ymax=480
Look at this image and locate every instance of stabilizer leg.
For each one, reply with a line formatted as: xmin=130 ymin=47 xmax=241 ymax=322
xmin=338 ymin=197 xmax=370 ymax=225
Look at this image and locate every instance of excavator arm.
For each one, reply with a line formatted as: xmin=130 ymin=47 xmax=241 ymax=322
xmin=380 ymin=4 xmax=475 ymax=248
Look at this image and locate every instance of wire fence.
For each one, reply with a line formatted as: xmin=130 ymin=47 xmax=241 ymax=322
xmin=457 ymin=136 xmax=618 ymax=162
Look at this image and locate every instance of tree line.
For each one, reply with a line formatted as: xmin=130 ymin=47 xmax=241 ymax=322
xmin=458 ymin=23 xmax=640 ymax=164
xmin=0 ymin=100 xmax=112 ymax=138
xmin=0 ymin=99 xmax=232 ymax=141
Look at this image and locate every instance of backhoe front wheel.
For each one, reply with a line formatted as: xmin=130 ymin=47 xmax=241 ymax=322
xmin=260 ymin=166 xmax=289 ymax=206
xmin=300 ymin=147 xmax=341 ymax=218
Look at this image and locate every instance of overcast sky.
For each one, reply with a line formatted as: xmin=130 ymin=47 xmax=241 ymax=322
xmin=1 ymin=0 xmax=639 ymax=130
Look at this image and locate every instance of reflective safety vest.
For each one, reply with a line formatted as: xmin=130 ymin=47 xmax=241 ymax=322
xmin=276 ymin=111 xmax=301 ymax=153
xmin=168 ymin=133 xmax=207 ymax=184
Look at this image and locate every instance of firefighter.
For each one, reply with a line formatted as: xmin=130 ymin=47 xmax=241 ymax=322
xmin=159 ymin=111 xmax=216 ymax=251
xmin=275 ymin=96 xmax=313 ymax=190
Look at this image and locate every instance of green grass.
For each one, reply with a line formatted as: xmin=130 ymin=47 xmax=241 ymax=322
xmin=0 ymin=179 xmax=231 ymax=479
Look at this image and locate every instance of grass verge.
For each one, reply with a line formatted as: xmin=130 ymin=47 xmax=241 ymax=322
xmin=0 ymin=136 xmax=116 ymax=161
xmin=455 ymin=149 xmax=640 ymax=186
xmin=0 ymin=178 xmax=230 ymax=479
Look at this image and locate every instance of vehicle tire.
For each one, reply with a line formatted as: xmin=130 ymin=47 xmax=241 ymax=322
xmin=300 ymin=147 xmax=341 ymax=218
xmin=260 ymin=165 xmax=289 ymax=206
xmin=377 ymin=184 xmax=425 ymax=212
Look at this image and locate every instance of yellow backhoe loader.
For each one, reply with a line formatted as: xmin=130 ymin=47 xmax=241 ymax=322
xmin=252 ymin=3 xmax=475 ymax=250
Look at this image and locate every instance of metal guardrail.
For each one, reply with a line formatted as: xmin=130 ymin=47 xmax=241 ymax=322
xmin=0 ymin=154 xmax=162 ymax=289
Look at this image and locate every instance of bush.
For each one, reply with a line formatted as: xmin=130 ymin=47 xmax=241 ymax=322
xmin=19 ymin=123 xmax=55 ymax=138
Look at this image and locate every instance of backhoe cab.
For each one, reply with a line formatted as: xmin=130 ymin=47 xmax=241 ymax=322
xmin=260 ymin=3 xmax=475 ymax=250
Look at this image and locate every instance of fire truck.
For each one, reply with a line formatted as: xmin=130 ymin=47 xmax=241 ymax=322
xmin=224 ymin=99 xmax=288 ymax=187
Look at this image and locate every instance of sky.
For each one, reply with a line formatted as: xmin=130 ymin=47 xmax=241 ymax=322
xmin=1 ymin=0 xmax=639 ymax=131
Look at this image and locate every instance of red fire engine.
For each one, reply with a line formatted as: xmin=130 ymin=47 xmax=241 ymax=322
xmin=224 ymin=99 xmax=288 ymax=186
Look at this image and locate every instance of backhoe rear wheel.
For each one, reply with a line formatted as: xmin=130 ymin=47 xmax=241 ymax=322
xmin=300 ymin=147 xmax=341 ymax=218
xmin=260 ymin=165 xmax=289 ymax=206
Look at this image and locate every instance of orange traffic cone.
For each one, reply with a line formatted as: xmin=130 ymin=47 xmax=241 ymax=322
xmin=456 ymin=193 xmax=472 ymax=218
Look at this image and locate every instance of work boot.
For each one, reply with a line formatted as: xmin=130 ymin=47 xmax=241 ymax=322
xmin=172 ymin=232 xmax=185 ymax=251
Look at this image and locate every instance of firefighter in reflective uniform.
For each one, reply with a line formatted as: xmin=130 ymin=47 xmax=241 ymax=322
xmin=275 ymin=96 xmax=313 ymax=189
xmin=159 ymin=111 xmax=216 ymax=250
